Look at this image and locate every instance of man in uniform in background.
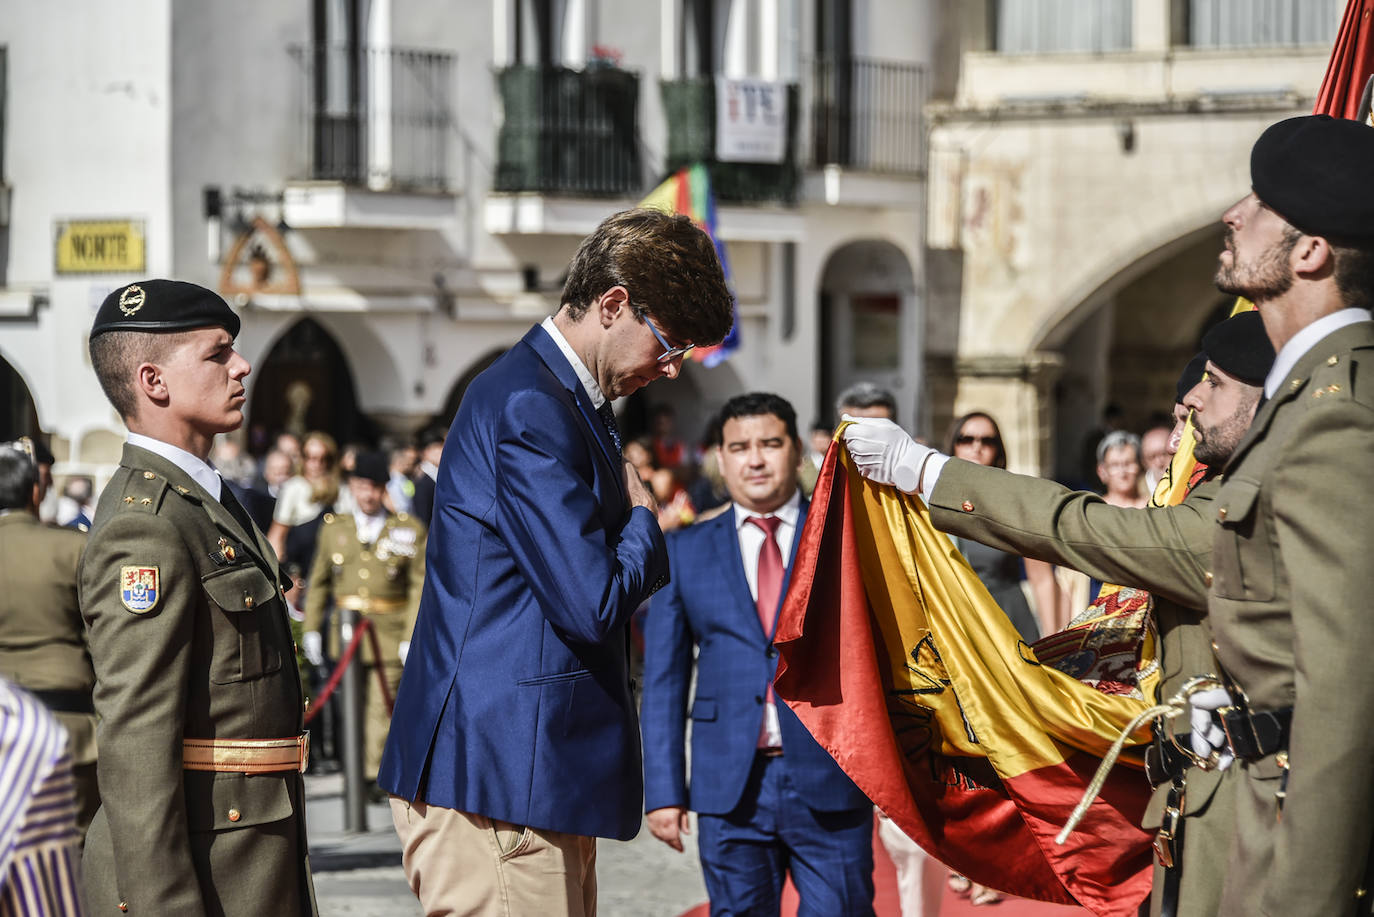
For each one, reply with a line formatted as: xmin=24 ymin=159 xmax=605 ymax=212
xmin=0 ymin=440 xmax=99 ymax=836
xmin=81 ymin=279 xmax=315 ymax=916
xmin=1191 ymin=114 xmax=1374 ymax=916
xmin=303 ymin=451 xmax=425 ymax=801
xmin=842 ymin=310 xmax=1274 ymax=917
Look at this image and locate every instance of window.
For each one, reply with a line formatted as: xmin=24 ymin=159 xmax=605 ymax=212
xmin=996 ymin=0 xmax=1133 ymax=54
xmin=1187 ymin=0 xmax=1339 ymax=49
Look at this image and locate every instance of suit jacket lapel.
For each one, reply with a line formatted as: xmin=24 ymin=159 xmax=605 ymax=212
xmin=708 ymin=509 xmax=759 ymax=636
xmin=523 ymin=325 xmax=627 ymax=501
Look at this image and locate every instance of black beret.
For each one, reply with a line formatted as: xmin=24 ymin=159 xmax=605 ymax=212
xmin=351 ymin=451 xmax=390 ymax=485
xmin=90 ymin=280 xmax=240 ymax=340
xmin=1201 ymin=311 xmax=1275 ymax=386
xmin=1175 ymin=352 xmax=1209 ymax=404
xmin=1251 ymin=114 xmax=1374 ymax=239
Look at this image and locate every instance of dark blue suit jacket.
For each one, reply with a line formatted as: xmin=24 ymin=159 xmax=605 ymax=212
xmin=379 ymin=324 xmax=669 ymax=840
xmin=641 ymin=499 xmax=869 ymax=816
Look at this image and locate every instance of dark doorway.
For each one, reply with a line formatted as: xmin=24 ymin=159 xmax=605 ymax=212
xmin=248 ymin=318 xmax=368 ymax=451
xmin=0 ymin=355 xmax=40 ymax=441
xmin=436 ymin=348 xmax=507 ymax=432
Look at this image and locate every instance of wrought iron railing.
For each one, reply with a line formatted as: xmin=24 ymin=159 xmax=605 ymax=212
xmin=809 ymin=57 xmax=925 ymax=175
xmin=289 ymin=43 xmax=455 ymax=190
xmin=493 ymin=64 xmax=641 ymax=197
xmin=659 ymin=78 xmax=801 ymax=204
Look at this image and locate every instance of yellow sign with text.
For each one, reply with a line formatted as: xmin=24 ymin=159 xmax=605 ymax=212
xmin=55 ymin=220 xmax=146 ymax=274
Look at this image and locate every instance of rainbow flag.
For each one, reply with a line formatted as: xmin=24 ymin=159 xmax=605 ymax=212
xmin=640 ymin=164 xmax=739 ymax=367
xmin=774 ymin=442 xmax=1156 ymax=916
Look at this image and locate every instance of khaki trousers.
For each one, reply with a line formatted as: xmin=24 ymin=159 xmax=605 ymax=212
xmin=390 ymin=797 xmax=597 ymax=917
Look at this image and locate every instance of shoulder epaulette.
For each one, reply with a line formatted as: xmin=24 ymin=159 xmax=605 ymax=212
xmin=115 ymin=470 xmax=171 ymax=514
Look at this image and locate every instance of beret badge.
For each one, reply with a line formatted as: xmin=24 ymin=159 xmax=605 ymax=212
xmin=118 ymin=284 xmax=147 ymax=317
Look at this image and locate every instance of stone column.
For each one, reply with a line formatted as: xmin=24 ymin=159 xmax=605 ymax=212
xmin=951 ymin=353 xmax=1063 ymax=477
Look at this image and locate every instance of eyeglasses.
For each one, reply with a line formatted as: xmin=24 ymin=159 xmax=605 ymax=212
xmin=955 ymin=435 xmax=1000 ymax=448
xmin=644 ymin=316 xmax=694 ymax=363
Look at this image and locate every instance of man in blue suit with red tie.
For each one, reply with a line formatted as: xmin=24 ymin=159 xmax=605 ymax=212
xmin=642 ymin=392 xmax=875 ymax=916
xmin=379 ymin=208 xmax=734 ymax=917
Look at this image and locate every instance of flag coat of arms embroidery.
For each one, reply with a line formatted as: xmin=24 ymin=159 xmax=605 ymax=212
xmin=120 ymin=565 xmax=160 ymax=613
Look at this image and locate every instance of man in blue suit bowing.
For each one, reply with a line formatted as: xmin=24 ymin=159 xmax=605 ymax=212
xmin=642 ymin=392 xmax=875 ymax=917
xmin=380 ymin=208 xmax=734 ymax=916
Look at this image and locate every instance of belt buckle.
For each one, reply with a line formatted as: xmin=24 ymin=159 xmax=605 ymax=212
xmin=298 ymin=732 xmax=311 ymax=774
xmin=1217 ymin=705 xmax=1258 ymax=760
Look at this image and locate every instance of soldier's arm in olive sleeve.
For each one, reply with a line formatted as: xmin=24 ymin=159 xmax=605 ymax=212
xmin=1258 ymin=398 xmax=1374 ymax=915
xmin=80 ymin=512 xmax=208 ymax=916
xmin=926 ymin=458 xmax=1215 ymax=609
xmin=302 ymin=525 xmax=333 ymax=636
xmin=404 ymin=525 xmax=427 ymax=643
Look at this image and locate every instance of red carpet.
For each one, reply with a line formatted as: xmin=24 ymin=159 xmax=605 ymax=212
xmin=676 ymin=825 xmax=1091 ymax=917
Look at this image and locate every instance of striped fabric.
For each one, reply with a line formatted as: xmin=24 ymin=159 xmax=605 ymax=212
xmin=0 ymin=679 xmax=86 ymax=916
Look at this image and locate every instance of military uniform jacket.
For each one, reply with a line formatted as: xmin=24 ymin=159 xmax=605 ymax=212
xmin=1208 ymin=320 xmax=1374 ymax=917
xmin=78 ymin=444 xmax=315 ymax=917
xmin=927 ymin=461 xmax=1229 ymax=823
xmin=0 ymin=512 xmax=96 ymax=765
xmin=302 ymin=510 xmax=426 ymax=637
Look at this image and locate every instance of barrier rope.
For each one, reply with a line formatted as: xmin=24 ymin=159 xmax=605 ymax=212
xmin=303 ymin=617 xmax=397 ymax=724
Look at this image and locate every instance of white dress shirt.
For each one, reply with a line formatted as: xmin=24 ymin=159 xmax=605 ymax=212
xmin=353 ymin=508 xmax=387 ymax=545
xmin=731 ymin=489 xmax=802 ymax=749
xmin=128 ymin=432 xmax=222 ymax=500
xmin=542 ymin=316 xmax=608 ymax=408
xmin=1264 ymin=307 xmax=1372 ymax=398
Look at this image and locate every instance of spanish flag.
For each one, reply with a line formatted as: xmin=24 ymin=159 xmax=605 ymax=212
xmin=639 ymin=163 xmax=740 ymax=366
xmin=774 ymin=444 xmax=1155 ymax=916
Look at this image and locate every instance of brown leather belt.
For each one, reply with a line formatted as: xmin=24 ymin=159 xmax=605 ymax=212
xmin=182 ymin=734 xmax=310 ymax=774
xmin=336 ymin=595 xmax=406 ymax=614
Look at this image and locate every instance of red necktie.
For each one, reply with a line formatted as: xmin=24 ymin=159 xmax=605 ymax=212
xmin=747 ymin=515 xmax=784 ymax=635
xmin=747 ymin=515 xmax=784 ymax=724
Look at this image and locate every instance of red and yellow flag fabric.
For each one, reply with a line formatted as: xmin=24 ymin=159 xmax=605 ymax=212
xmin=774 ymin=444 xmax=1155 ymax=917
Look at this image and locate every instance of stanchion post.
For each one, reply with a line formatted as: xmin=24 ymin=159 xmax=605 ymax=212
xmin=339 ymin=607 xmax=368 ymax=833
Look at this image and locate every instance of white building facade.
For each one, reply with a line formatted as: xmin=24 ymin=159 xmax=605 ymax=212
xmin=0 ymin=0 xmax=936 ymax=484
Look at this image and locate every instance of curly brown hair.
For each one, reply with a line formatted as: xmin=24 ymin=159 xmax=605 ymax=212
xmin=560 ymin=208 xmax=734 ymax=347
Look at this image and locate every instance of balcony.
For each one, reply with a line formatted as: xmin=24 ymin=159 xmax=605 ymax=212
xmin=659 ymin=78 xmax=801 ymax=205
xmin=492 ymin=64 xmax=641 ymax=197
xmin=809 ymin=57 xmax=925 ymax=176
xmin=284 ymin=43 xmax=457 ymax=230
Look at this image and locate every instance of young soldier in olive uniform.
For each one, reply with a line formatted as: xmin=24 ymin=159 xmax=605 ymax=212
xmin=0 ymin=442 xmax=99 ymax=837
xmin=1190 ymin=115 xmax=1374 ymax=916
xmin=302 ymin=452 xmax=425 ymax=789
xmin=80 ymin=280 xmax=316 ymax=916
xmin=841 ymin=312 xmax=1274 ymax=917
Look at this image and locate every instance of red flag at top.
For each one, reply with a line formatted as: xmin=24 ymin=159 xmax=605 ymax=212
xmin=1315 ymin=0 xmax=1374 ymax=119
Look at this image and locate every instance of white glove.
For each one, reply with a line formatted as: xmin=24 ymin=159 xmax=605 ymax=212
xmin=398 ymin=640 xmax=410 ymax=665
xmin=840 ymin=415 xmax=932 ymax=494
xmin=302 ymin=631 xmax=324 ymax=667
xmin=1188 ymin=686 xmax=1234 ymax=771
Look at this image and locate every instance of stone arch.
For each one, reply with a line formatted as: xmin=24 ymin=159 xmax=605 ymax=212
xmin=0 ymin=348 xmax=42 ymax=440
xmin=246 ymin=317 xmax=371 ymax=449
xmin=814 ymin=238 xmax=920 ymax=429
xmin=1032 ymin=216 xmax=1237 ymax=483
